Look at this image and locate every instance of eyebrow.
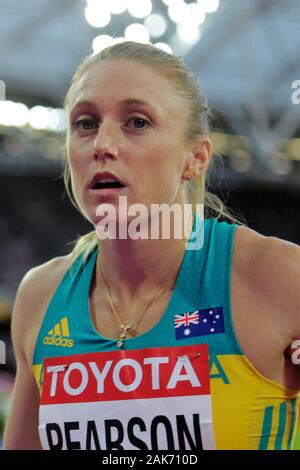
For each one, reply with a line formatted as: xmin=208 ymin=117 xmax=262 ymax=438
xmin=70 ymin=98 xmax=155 ymax=113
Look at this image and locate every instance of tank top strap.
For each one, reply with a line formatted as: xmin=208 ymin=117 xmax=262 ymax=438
xmin=32 ymin=248 xmax=98 ymax=365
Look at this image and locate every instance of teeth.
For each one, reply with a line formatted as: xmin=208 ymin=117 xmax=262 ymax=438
xmin=97 ymin=177 xmax=118 ymax=183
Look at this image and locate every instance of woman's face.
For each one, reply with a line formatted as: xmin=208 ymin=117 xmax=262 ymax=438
xmin=66 ymin=59 xmax=195 ymax=226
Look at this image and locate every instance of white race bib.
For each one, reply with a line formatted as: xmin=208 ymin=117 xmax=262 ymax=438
xmin=39 ymin=345 xmax=215 ymax=450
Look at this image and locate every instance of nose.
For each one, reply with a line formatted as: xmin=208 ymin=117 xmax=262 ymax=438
xmin=92 ymin=121 xmax=119 ymax=160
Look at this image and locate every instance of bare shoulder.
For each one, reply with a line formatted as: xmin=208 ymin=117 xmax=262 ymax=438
xmin=19 ymin=253 xmax=74 ymax=299
xmin=11 ymin=253 xmax=75 ymax=364
xmin=234 ymin=223 xmax=300 ymax=269
xmin=233 ymin=224 xmax=300 ymax=342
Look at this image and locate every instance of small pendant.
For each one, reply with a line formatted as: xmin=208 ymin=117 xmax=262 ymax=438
xmin=120 ymin=332 xmax=126 ymax=339
xmin=121 ymin=324 xmax=131 ymax=332
xmin=117 ymin=339 xmax=124 ymax=348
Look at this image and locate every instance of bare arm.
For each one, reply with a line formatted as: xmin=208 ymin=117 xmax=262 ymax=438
xmin=3 ymin=254 xmax=73 ymax=449
xmin=3 ymin=354 xmax=42 ymax=449
xmin=256 ymin=237 xmax=300 ymax=357
xmin=3 ymin=271 xmax=43 ymax=449
xmin=246 ymin=234 xmax=300 ymax=374
xmin=232 ymin=226 xmax=300 ymax=392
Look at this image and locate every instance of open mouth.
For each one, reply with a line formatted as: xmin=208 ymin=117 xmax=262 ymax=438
xmin=93 ymin=181 xmax=125 ymax=190
xmin=89 ymin=172 xmax=127 ymax=192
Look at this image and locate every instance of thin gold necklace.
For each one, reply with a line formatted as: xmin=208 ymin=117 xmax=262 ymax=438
xmin=98 ymin=237 xmax=187 ymax=348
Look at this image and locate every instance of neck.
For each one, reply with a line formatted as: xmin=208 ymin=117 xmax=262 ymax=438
xmin=95 ymin=213 xmax=194 ymax=304
xmin=97 ymin=238 xmax=184 ymax=302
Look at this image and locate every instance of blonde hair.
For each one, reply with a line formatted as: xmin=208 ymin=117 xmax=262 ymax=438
xmin=63 ymin=41 xmax=244 ymax=261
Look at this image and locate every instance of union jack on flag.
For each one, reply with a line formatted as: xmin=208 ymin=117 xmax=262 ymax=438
xmin=174 ymin=307 xmax=225 ymax=340
xmin=174 ymin=311 xmax=200 ymax=328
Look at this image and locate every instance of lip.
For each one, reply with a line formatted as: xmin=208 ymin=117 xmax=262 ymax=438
xmin=89 ymin=186 xmax=126 ymax=197
xmin=88 ymin=171 xmax=126 ymax=190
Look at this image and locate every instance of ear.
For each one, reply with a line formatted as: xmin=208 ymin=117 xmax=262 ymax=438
xmin=182 ymin=136 xmax=212 ymax=180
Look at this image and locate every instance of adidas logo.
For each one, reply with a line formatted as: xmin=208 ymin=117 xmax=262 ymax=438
xmin=43 ymin=317 xmax=74 ymax=348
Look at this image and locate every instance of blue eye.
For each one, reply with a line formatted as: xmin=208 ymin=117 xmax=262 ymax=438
xmin=129 ymin=117 xmax=149 ymax=129
xmin=72 ymin=116 xmax=149 ymax=132
xmin=74 ymin=118 xmax=97 ymax=130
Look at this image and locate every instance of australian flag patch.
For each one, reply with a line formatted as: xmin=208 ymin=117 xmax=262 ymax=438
xmin=174 ymin=307 xmax=224 ymax=340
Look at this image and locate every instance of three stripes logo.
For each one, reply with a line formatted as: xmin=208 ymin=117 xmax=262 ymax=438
xmin=43 ymin=317 xmax=74 ymax=348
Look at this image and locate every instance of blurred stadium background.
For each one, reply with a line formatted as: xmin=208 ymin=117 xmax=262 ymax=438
xmin=0 ymin=0 xmax=300 ymax=449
